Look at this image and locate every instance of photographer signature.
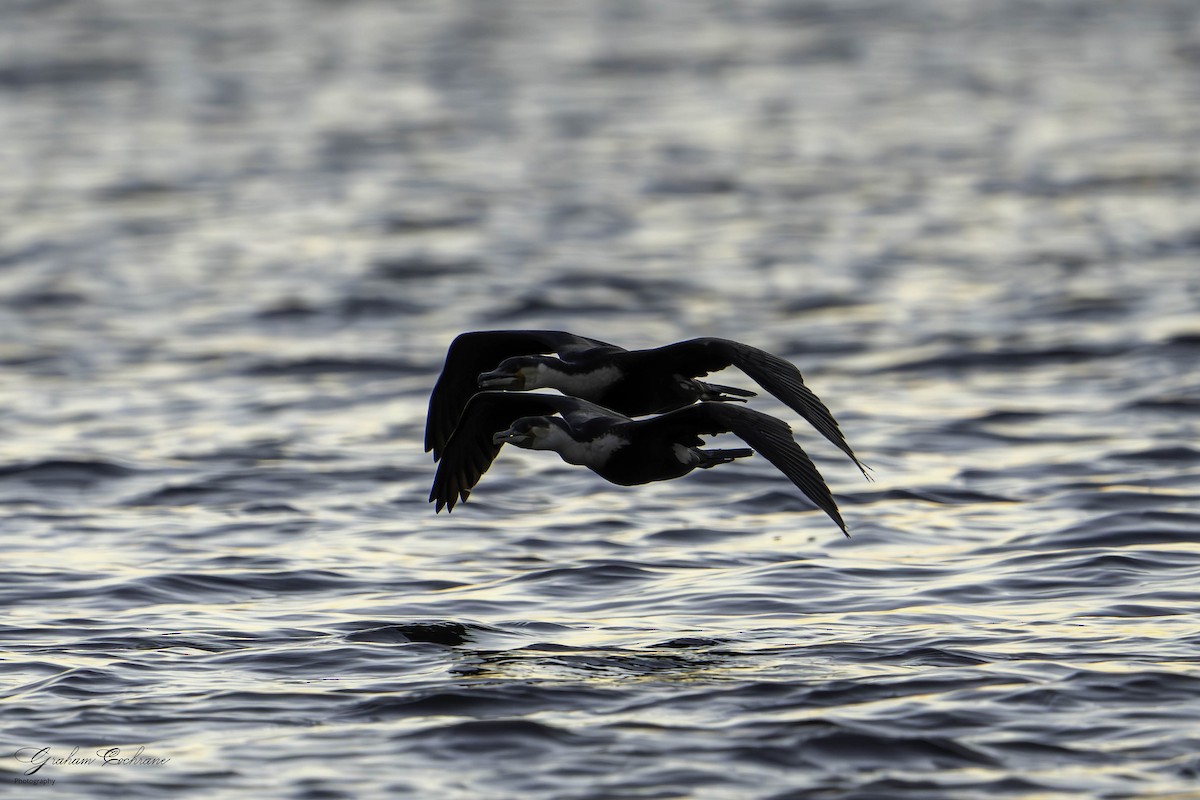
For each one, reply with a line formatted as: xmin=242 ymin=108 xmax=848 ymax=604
xmin=12 ymin=746 xmax=170 ymax=776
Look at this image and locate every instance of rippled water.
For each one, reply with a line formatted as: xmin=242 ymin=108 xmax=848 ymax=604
xmin=3 ymin=1 xmax=1200 ymax=797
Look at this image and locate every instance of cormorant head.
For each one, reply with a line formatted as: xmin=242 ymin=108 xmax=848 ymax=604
xmin=492 ymin=415 xmax=558 ymax=449
xmin=478 ymin=356 xmax=542 ymax=390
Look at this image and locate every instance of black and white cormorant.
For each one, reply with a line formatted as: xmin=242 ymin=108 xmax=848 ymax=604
xmin=429 ymin=391 xmax=848 ymax=536
xmin=424 ymin=330 xmax=868 ymax=478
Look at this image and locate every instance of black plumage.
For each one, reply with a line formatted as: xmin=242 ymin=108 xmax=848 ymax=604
xmin=425 ymin=330 xmax=867 ymax=479
xmin=429 ymin=391 xmax=848 ymax=536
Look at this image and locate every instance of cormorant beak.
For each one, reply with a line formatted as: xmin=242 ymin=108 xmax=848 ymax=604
xmin=492 ymin=427 xmax=531 ymax=446
xmin=478 ymin=369 xmax=524 ymax=390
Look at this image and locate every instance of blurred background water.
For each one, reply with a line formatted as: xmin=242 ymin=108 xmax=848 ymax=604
xmin=2 ymin=0 xmax=1200 ymax=797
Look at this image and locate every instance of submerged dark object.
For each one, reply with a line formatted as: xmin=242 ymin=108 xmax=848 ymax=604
xmin=425 ymin=330 xmax=868 ymax=479
xmin=429 ymin=391 xmax=849 ymax=536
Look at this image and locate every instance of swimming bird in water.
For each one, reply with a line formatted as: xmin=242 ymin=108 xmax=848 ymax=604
xmin=425 ymin=330 xmax=868 ymax=478
xmin=430 ymin=391 xmax=848 ymax=536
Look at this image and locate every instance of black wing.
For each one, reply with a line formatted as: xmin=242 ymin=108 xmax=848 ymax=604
xmin=642 ymin=338 xmax=869 ymax=478
xmin=429 ymin=392 xmax=626 ymax=513
xmin=425 ymin=330 xmax=620 ymax=460
xmin=635 ymin=403 xmax=848 ymax=536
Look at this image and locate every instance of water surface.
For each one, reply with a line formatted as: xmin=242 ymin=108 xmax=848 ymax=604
xmin=2 ymin=1 xmax=1200 ymax=797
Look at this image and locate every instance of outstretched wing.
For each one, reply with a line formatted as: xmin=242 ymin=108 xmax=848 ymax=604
xmin=643 ymin=338 xmax=869 ymax=478
xmin=635 ymin=403 xmax=848 ymax=536
xmin=425 ymin=330 xmax=620 ymax=460
xmin=429 ymin=392 xmax=626 ymax=513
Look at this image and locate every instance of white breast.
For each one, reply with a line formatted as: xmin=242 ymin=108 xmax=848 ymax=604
xmin=533 ymin=363 xmax=622 ymax=398
xmin=543 ymin=427 xmax=627 ymax=467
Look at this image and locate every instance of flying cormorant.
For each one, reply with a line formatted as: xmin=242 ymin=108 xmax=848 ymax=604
xmin=425 ymin=330 xmax=867 ymax=479
xmin=429 ymin=391 xmax=849 ymax=536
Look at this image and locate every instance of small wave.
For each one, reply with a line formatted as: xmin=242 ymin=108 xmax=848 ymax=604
xmin=344 ymin=683 xmax=619 ymax=722
xmin=981 ymin=171 xmax=1197 ymax=198
xmin=172 ymin=439 xmax=292 ymax=463
xmin=1110 ymin=445 xmax=1200 ymax=463
xmin=123 ymin=479 xmax=257 ymax=507
xmin=876 ymin=343 xmax=1126 ymax=373
xmin=543 ymin=202 xmax=637 ymax=239
xmin=4 ymin=288 xmax=88 ymax=308
xmin=485 ymin=293 xmax=647 ymax=322
xmin=868 ymin=645 xmax=992 ymax=667
xmin=1055 ymin=487 xmax=1196 ymax=512
xmin=0 ymin=459 xmax=138 ymax=486
xmin=1164 ymin=332 xmax=1200 ymax=347
xmin=0 ymin=569 xmax=111 ymax=606
xmin=1124 ymin=396 xmax=1200 ymax=413
xmin=644 ymin=527 xmax=745 ymax=544
xmin=28 ymin=666 xmax=145 ymax=700
xmin=729 ymin=489 xmax=830 ymax=514
xmin=506 ymin=562 xmax=662 ymax=596
xmin=0 ymin=58 xmax=144 ymax=88
xmin=644 ymin=173 xmax=739 ymax=196
xmin=543 ymin=271 xmax=690 ymax=299
xmin=1076 ymin=602 xmax=1187 ymax=618
xmin=100 ymin=569 xmax=360 ymax=605
xmin=812 ymin=774 xmax=1052 ymax=800
xmin=1061 ymin=668 xmax=1200 ymax=705
xmin=122 ymin=466 xmax=411 ymax=508
xmin=238 ymin=356 xmax=426 ymax=377
xmin=1044 ymin=510 xmax=1200 ymax=549
xmin=803 ymin=727 xmax=999 ymax=769
xmin=254 ymin=294 xmax=429 ymax=319
xmin=777 ymin=294 xmax=866 ymax=316
xmin=371 ymin=254 xmax=482 ymax=281
xmin=843 ymin=487 xmax=1014 ymax=506
xmin=376 ymin=208 xmax=486 ymax=234
xmin=392 ymin=718 xmax=602 ymax=758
